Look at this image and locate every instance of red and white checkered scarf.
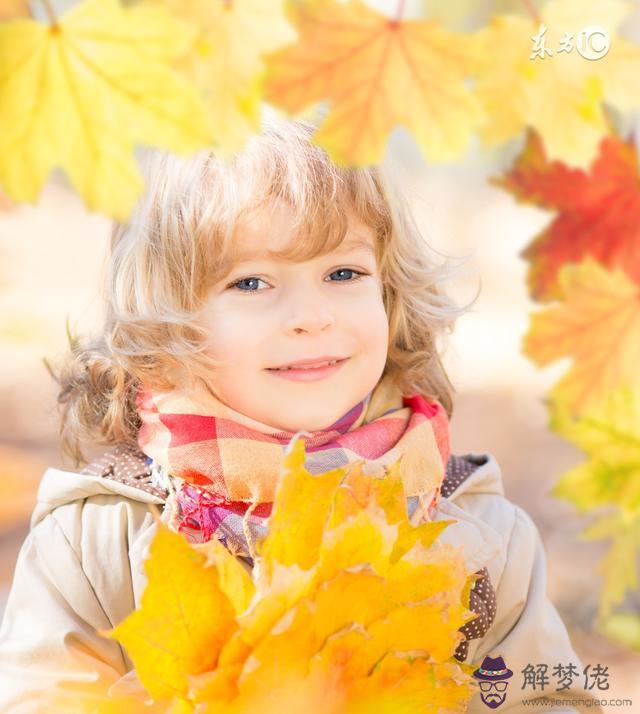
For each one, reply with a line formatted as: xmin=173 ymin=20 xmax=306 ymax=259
xmin=135 ymin=373 xmax=450 ymax=561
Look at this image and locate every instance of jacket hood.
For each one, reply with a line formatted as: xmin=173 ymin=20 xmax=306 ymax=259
xmin=30 ymin=467 xmax=165 ymax=530
xmin=434 ymin=453 xmax=507 ymax=574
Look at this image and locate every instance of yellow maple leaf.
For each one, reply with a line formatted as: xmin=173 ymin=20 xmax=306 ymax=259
xmin=550 ymin=387 xmax=640 ymax=617
xmin=101 ymin=524 xmax=245 ymax=701
xmin=595 ymin=521 xmax=640 ymax=618
xmin=472 ymin=0 xmax=640 ymax=168
xmin=523 ymin=257 xmax=640 ymax=416
xmin=598 ymin=610 xmax=640 ymax=651
xmin=0 ymin=0 xmax=212 ymax=220
xmin=263 ymin=0 xmax=485 ymax=165
xmin=146 ymin=0 xmax=296 ymax=155
xmin=550 ymin=385 xmax=640 ymax=515
xmin=91 ymin=437 xmax=477 ymax=712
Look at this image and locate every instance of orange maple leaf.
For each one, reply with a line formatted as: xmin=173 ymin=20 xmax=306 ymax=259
xmin=0 ymin=1 xmax=29 ymax=20
xmin=493 ymin=128 xmax=640 ymax=303
xmin=523 ymin=257 xmax=640 ymax=417
xmin=264 ymin=0 xmax=485 ymax=165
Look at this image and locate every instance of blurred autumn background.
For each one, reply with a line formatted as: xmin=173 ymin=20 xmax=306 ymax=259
xmin=2 ymin=0 xmax=640 ymax=706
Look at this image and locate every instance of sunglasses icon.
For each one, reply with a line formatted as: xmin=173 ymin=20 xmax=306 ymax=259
xmin=479 ymin=681 xmax=508 ymax=692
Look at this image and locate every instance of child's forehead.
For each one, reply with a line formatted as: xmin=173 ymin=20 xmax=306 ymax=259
xmin=230 ymin=233 xmax=376 ymax=263
xmin=228 ymin=199 xmax=376 ymax=263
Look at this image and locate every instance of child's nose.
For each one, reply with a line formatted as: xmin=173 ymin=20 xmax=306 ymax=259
xmin=286 ymin=311 xmax=335 ymax=334
xmin=282 ymin=290 xmax=336 ymax=335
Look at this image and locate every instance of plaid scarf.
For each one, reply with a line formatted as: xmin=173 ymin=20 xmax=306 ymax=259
xmin=136 ymin=373 xmax=450 ymax=562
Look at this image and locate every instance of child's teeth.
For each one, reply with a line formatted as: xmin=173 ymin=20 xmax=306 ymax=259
xmin=277 ymin=360 xmax=338 ymax=371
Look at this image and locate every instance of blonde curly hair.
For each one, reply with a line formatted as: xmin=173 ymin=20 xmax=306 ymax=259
xmin=49 ymin=112 xmax=478 ymax=466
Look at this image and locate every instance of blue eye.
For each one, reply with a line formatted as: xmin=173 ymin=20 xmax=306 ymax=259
xmin=231 ymin=277 xmax=267 ymax=292
xmin=329 ymin=268 xmax=364 ymax=282
xmin=228 ymin=269 xmax=367 ymax=293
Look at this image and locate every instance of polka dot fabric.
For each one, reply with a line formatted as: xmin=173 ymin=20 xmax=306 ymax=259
xmin=440 ymin=454 xmax=497 ymax=661
xmin=81 ymin=444 xmax=497 ymax=662
xmin=80 ymin=442 xmax=167 ymax=500
xmin=440 ymin=453 xmax=490 ymax=499
xmin=454 ymin=565 xmax=496 ymax=661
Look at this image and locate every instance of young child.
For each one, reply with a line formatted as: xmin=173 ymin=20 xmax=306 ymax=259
xmin=0 ymin=115 xmax=601 ymax=713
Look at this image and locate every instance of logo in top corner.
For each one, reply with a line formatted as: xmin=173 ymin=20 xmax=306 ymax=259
xmin=473 ymin=655 xmax=513 ymax=709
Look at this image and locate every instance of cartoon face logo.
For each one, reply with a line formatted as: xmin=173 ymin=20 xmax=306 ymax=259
xmin=472 ymin=655 xmax=513 ymax=708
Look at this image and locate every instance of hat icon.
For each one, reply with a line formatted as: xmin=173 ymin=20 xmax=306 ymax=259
xmin=473 ymin=655 xmax=514 ymax=681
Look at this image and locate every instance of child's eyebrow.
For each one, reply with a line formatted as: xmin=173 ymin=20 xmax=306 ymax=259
xmin=334 ymin=236 xmax=376 ymax=255
xmin=233 ymin=235 xmax=375 ymax=262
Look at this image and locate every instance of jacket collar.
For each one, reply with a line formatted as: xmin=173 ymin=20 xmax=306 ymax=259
xmin=31 ymin=444 xmax=506 ymax=528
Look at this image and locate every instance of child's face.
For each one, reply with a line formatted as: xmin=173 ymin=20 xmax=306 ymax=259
xmin=199 ymin=199 xmax=389 ymax=432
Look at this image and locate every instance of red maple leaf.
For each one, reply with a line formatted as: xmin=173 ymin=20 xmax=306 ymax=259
xmin=492 ymin=128 xmax=640 ymax=303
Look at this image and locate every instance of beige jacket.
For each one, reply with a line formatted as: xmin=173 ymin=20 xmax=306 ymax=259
xmin=0 ymin=449 xmax=603 ymax=713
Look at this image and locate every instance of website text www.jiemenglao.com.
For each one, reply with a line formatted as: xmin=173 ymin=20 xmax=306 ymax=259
xmin=521 ymin=697 xmax=633 ymax=708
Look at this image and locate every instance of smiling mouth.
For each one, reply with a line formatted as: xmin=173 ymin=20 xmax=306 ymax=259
xmin=265 ymin=358 xmax=349 ymax=381
xmin=266 ymin=358 xmax=346 ymax=372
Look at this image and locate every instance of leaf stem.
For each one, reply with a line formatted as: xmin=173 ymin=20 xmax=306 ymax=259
xmin=522 ymin=0 xmax=541 ymax=24
xmin=41 ymin=0 xmax=58 ymax=26
xmin=394 ymin=0 xmax=406 ymax=22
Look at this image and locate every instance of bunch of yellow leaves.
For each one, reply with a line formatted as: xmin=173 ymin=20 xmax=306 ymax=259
xmin=54 ymin=437 xmax=480 ymax=712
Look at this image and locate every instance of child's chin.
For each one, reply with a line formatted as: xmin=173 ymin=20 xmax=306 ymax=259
xmin=266 ymin=408 xmax=345 ymax=434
